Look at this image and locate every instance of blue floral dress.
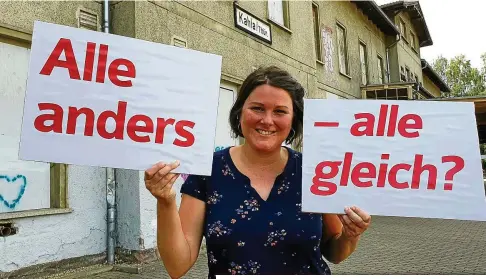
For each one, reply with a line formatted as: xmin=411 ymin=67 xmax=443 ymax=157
xmin=180 ymin=146 xmax=331 ymax=278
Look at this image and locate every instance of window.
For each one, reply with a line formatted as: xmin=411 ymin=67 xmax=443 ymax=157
xmin=336 ymin=23 xmax=349 ymax=75
xmin=405 ymin=67 xmax=411 ymax=81
xmin=400 ymin=66 xmax=407 ymax=81
xmin=377 ymin=55 xmax=384 ymax=84
xmin=359 ymin=41 xmax=368 ymax=85
xmin=0 ymin=35 xmax=68 ymax=216
xmin=399 ymin=18 xmax=406 ymax=38
xmin=215 ymin=82 xmax=240 ymax=151
xmin=268 ymin=0 xmax=290 ymax=29
xmin=410 ymin=32 xmax=417 ymax=51
xmin=312 ymin=2 xmax=322 ymax=62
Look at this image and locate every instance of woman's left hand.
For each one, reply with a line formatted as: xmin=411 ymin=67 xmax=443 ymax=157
xmin=338 ymin=206 xmax=371 ymax=239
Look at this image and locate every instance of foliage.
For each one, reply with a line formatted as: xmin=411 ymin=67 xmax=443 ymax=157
xmin=432 ymin=53 xmax=486 ymax=97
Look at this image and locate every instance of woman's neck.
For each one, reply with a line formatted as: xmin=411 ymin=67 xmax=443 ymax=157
xmin=240 ymin=143 xmax=286 ymax=170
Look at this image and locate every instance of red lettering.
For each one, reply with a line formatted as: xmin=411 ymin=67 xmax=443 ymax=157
xmin=387 ymin=105 xmax=398 ymax=137
xmin=40 ymin=39 xmax=136 ymax=87
xmin=310 ymin=153 xmax=457 ymax=196
xmin=67 ymin=107 xmax=95 ymax=136
xmin=376 ymin=104 xmax=388 ymax=136
xmin=311 ymin=161 xmax=341 ymax=196
xmin=350 ymin=113 xmax=374 ymax=136
xmin=33 ymin=101 xmax=197 ymax=147
xmin=351 ymin=162 xmax=376 ymax=187
xmin=96 ymin=44 xmax=108 ymax=83
xmin=34 ymin=103 xmax=64 ymax=133
xmin=39 ymin=38 xmax=80 ymax=80
xmin=339 ymin=152 xmax=353 ymax=186
xmin=97 ymin=101 xmax=127 ymax=140
xmin=388 ymin=163 xmax=411 ymax=189
xmin=108 ymin=59 xmax=136 ymax=87
xmin=155 ymin=118 xmax=176 ymax=144
xmin=83 ymin=42 xmax=96 ymax=81
xmin=174 ymin=120 xmax=196 ymax=147
xmin=127 ymin=114 xmax=154 ymax=143
xmin=398 ymin=114 xmax=423 ymax=138
xmin=377 ymin=153 xmax=389 ymax=187
xmin=350 ymin=105 xmax=422 ymax=138
xmin=411 ymin=154 xmax=437 ymax=189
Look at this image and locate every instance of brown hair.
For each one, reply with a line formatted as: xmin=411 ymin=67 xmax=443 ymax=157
xmin=229 ymin=66 xmax=305 ymax=147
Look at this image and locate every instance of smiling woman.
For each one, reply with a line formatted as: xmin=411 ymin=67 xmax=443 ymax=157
xmin=145 ymin=66 xmax=371 ymax=278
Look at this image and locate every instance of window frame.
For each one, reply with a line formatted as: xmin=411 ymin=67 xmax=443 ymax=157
xmin=0 ymin=25 xmax=69 ymax=220
xmin=336 ymin=21 xmax=350 ymax=77
xmin=267 ymin=0 xmax=291 ymax=31
xmin=312 ymin=2 xmax=322 ymax=63
xmin=377 ymin=54 xmax=385 ymax=84
xmin=398 ymin=17 xmax=409 ymax=44
xmin=358 ymin=40 xmax=368 ymax=85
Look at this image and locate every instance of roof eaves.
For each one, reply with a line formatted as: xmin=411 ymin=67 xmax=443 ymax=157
xmin=351 ymin=1 xmax=400 ymax=36
xmin=421 ymin=59 xmax=452 ymax=93
xmin=380 ymin=0 xmax=433 ymax=47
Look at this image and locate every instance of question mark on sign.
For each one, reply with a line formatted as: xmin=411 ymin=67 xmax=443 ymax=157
xmin=441 ymin=155 xmax=465 ymax=190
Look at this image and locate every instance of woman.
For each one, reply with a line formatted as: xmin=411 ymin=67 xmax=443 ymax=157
xmin=145 ymin=66 xmax=371 ymax=278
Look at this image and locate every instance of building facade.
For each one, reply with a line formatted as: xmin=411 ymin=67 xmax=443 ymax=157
xmin=0 ymin=0 xmax=450 ymax=276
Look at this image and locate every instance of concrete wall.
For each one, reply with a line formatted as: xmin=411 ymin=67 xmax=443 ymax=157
xmin=423 ymin=74 xmax=442 ymax=98
xmin=316 ymin=1 xmax=387 ymax=99
xmin=121 ymin=0 xmax=314 ymax=97
xmin=1 ymin=167 xmax=107 ymax=272
xmin=0 ymin=0 xmax=107 ymax=273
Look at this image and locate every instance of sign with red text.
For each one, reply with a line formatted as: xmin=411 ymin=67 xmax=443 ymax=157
xmin=302 ymin=99 xmax=486 ymax=221
xmin=18 ymin=21 xmax=222 ymax=175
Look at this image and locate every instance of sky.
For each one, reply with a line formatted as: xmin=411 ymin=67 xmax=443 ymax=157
xmin=374 ymin=0 xmax=486 ymax=69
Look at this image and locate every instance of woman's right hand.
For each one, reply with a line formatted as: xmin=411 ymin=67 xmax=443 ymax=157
xmin=145 ymin=161 xmax=181 ymax=205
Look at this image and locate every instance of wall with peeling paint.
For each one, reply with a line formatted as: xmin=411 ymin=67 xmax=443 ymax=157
xmin=0 ymin=166 xmax=107 ymax=272
xmin=0 ymin=1 xmax=107 ymax=273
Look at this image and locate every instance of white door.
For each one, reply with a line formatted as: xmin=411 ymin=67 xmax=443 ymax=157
xmin=214 ymin=83 xmax=239 ymax=151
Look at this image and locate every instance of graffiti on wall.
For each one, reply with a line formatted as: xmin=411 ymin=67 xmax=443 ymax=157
xmin=180 ymin=146 xmax=228 ymax=182
xmin=322 ymin=27 xmax=334 ymax=74
xmin=0 ymin=174 xmax=27 ymax=209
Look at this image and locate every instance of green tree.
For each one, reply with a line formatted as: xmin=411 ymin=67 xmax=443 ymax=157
xmin=432 ymin=53 xmax=486 ymax=97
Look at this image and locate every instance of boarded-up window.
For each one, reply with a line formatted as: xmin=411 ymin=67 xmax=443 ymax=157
xmin=359 ymin=42 xmax=368 ymax=85
xmin=312 ymin=2 xmax=322 ymax=61
xmin=377 ymin=55 xmax=384 ymax=84
xmin=410 ymin=32 xmax=417 ymax=51
xmin=268 ymin=0 xmax=289 ymax=28
xmin=336 ymin=23 xmax=348 ymax=75
xmin=0 ymin=42 xmax=49 ymax=213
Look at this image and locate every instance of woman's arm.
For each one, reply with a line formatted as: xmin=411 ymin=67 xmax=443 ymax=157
xmin=320 ymin=206 xmax=371 ymax=264
xmin=145 ymin=162 xmax=206 ymax=279
xmin=157 ymin=194 xmax=206 ymax=279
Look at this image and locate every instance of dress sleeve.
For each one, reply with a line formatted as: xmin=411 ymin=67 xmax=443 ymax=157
xmin=180 ymin=174 xmax=207 ymax=202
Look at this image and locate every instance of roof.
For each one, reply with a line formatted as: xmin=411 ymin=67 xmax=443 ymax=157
xmin=350 ymin=1 xmax=400 ymax=36
xmin=380 ymin=1 xmax=433 ymax=47
xmin=421 ymin=59 xmax=452 ymax=93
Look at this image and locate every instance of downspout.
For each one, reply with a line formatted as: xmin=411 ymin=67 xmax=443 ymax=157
xmin=103 ymin=0 xmax=117 ymax=266
xmin=385 ymin=33 xmax=401 ymax=83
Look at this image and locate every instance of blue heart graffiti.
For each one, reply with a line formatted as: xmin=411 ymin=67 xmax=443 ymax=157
xmin=0 ymin=175 xmax=27 ymax=209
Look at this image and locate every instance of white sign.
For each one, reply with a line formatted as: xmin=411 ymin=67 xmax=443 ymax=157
xmin=19 ymin=21 xmax=222 ymax=176
xmin=302 ymin=99 xmax=486 ymax=221
xmin=234 ymin=4 xmax=272 ymax=44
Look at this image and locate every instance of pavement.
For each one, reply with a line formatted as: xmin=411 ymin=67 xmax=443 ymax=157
xmin=47 ymin=215 xmax=486 ymax=278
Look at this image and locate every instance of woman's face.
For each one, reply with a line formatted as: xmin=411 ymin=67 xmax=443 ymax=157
xmin=240 ymin=84 xmax=294 ymax=153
